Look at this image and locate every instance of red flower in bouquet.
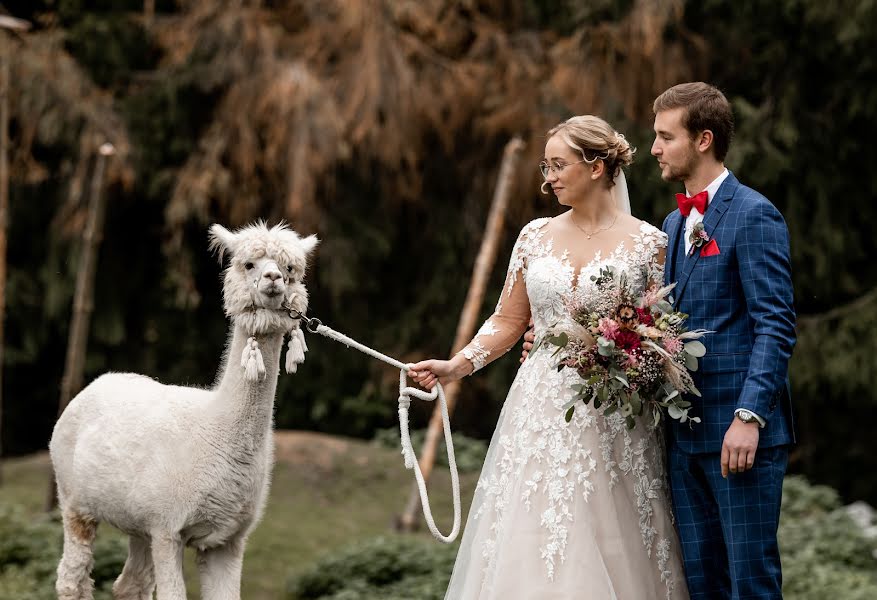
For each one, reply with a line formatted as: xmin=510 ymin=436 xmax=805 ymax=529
xmin=636 ymin=307 xmax=654 ymax=327
xmin=615 ymin=330 xmax=641 ymax=352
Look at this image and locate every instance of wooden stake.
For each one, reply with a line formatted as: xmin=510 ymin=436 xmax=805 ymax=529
xmin=397 ymin=136 xmax=525 ymax=531
xmin=144 ymin=0 xmax=155 ymax=27
xmin=46 ymin=142 xmax=115 ymax=510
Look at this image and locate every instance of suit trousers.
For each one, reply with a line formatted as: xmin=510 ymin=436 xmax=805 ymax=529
xmin=668 ymin=442 xmax=788 ymax=600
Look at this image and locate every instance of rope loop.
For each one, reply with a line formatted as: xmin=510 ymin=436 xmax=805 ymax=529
xmin=293 ymin=315 xmax=461 ymax=543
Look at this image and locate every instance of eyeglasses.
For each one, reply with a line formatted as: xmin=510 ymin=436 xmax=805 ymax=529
xmin=539 ymin=158 xmax=588 ymax=178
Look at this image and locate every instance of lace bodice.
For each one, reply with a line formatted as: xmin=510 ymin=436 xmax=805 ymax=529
xmin=460 ymin=217 xmax=668 ymax=371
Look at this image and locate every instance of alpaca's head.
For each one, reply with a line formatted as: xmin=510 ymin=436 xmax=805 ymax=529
xmin=209 ymin=222 xmax=319 ymax=329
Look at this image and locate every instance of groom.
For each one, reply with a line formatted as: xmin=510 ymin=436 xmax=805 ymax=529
xmin=652 ymin=82 xmax=795 ymax=599
xmin=523 ymin=82 xmax=796 ymax=599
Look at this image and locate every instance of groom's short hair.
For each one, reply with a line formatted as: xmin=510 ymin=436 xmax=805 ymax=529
xmin=653 ymin=82 xmax=734 ymax=162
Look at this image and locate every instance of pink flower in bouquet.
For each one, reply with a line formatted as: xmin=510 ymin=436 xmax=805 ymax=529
xmin=598 ymin=318 xmax=620 ymax=340
xmin=663 ymin=337 xmax=683 ymax=354
xmin=615 ymin=330 xmax=641 ymax=352
xmin=622 ymin=351 xmax=639 ymax=368
xmin=636 ymin=307 xmax=654 ymax=327
xmin=641 ymin=287 xmax=661 ymax=307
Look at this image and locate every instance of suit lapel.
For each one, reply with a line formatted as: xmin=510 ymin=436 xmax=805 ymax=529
xmin=673 ymin=172 xmax=739 ymax=303
xmin=664 ymin=211 xmax=684 ymax=286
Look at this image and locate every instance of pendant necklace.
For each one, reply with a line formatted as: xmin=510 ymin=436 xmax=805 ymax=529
xmin=572 ymin=212 xmax=618 ymax=240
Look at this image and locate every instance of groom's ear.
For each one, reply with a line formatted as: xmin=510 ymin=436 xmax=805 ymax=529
xmin=696 ymin=130 xmax=715 ymax=155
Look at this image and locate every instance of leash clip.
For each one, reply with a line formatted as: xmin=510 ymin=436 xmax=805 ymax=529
xmin=286 ymin=306 xmax=322 ymax=333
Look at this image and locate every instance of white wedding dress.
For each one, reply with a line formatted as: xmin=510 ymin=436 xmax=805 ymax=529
xmin=446 ymin=217 xmax=688 ymax=600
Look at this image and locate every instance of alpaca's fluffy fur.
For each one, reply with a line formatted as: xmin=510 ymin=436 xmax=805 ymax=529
xmin=50 ymin=222 xmax=318 ymax=600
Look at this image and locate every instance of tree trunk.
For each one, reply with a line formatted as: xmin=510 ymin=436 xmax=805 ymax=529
xmin=46 ymin=143 xmax=114 ymax=511
xmin=0 ymin=34 xmax=9 ymax=485
xmin=397 ymin=136 xmax=525 ymax=532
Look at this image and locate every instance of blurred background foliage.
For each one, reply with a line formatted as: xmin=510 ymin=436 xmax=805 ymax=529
xmin=0 ymin=0 xmax=875 ymax=507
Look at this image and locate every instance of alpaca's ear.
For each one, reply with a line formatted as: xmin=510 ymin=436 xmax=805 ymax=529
xmin=299 ymin=234 xmax=319 ymax=256
xmin=209 ymin=224 xmax=238 ymax=262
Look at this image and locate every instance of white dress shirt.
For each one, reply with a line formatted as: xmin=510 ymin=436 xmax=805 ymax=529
xmin=683 ymin=168 xmax=729 ymax=255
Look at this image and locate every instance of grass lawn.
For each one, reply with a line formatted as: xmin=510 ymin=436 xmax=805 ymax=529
xmin=0 ymin=430 xmax=478 ymax=599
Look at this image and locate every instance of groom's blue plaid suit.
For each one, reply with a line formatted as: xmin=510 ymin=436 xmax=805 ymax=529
xmin=662 ymin=171 xmax=796 ymax=600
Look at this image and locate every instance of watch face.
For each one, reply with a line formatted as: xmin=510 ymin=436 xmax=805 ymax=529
xmin=738 ymin=411 xmax=754 ymax=421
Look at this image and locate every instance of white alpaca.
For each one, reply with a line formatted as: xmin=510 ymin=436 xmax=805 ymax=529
xmin=49 ymin=222 xmax=318 ymax=600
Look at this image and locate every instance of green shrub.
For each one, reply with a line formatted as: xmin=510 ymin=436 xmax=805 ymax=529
xmin=780 ymin=476 xmax=877 ymax=599
xmin=286 ymin=535 xmax=457 ymax=600
xmin=0 ymin=505 xmax=127 ymax=599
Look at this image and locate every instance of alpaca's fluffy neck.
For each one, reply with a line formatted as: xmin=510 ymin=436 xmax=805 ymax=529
xmin=212 ymin=318 xmax=287 ymax=447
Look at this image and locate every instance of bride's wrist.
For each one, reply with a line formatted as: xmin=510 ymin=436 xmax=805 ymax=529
xmin=450 ymin=354 xmax=474 ymax=380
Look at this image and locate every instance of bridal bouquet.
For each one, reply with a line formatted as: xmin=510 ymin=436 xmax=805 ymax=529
xmin=540 ymin=266 xmax=709 ymax=430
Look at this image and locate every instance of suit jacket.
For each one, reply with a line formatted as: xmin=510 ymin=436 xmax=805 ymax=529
xmin=662 ymin=171 xmax=796 ymax=454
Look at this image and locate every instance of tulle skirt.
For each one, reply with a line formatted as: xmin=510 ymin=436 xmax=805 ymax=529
xmin=445 ymin=351 xmax=689 ymax=600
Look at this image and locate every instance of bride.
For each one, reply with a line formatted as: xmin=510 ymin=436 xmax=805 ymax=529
xmin=408 ymin=115 xmax=689 ymax=599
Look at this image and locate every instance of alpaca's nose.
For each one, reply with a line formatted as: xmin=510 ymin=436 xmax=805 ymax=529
xmin=263 ymin=270 xmax=282 ymax=282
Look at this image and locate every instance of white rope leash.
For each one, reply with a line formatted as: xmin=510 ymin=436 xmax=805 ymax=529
xmin=299 ymin=317 xmax=461 ymax=543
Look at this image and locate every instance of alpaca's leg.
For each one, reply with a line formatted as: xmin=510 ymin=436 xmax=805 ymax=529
xmin=195 ymin=536 xmax=246 ymax=600
xmin=112 ymin=536 xmax=155 ymax=600
xmin=56 ymin=509 xmax=98 ymax=600
xmin=150 ymin=533 xmax=187 ymax=600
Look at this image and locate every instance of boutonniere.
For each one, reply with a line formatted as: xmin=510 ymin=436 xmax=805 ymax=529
xmin=688 ymin=222 xmax=710 ymax=256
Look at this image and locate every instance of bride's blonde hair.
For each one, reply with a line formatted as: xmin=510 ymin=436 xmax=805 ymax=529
xmin=542 ymin=115 xmax=634 ymax=194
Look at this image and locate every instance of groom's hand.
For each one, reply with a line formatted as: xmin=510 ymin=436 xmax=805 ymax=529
xmin=721 ymin=419 xmax=760 ymax=478
xmin=520 ymin=319 xmax=536 ymax=363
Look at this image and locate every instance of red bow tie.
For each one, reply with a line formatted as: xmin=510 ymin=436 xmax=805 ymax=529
xmin=676 ymin=190 xmax=709 ymax=217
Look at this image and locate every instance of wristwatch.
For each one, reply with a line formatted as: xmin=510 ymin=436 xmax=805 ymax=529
xmin=735 ymin=409 xmax=760 ymax=424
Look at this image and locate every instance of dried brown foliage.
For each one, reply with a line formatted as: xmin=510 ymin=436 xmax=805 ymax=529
xmin=166 ymin=0 xmax=700 ymax=222
xmin=165 ymin=1 xmax=486 ymax=236
xmin=9 ymin=31 xmax=133 ymax=237
xmin=550 ymin=0 xmax=702 ymax=121
xmin=9 ymin=0 xmax=704 ymax=283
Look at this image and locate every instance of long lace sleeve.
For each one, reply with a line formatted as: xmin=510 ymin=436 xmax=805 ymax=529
xmin=458 ymin=220 xmax=547 ymax=372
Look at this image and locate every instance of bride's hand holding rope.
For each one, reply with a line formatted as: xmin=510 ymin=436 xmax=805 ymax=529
xmin=408 ymin=355 xmax=473 ymax=390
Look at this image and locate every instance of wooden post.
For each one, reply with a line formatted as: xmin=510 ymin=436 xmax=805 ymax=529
xmin=397 ymin=136 xmax=525 ymax=531
xmin=144 ymin=0 xmax=155 ymax=27
xmin=0 ymin=15 xmax=32 ymax=485
xmin=46 ymin=142 xmax=115 ymax=510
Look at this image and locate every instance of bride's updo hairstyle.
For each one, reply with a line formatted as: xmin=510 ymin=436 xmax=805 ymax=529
xmin=543 ymin=115 xmax=635 ymax=193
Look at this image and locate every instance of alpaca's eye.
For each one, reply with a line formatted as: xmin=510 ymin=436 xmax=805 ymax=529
xmin=286 ymin=265 xmax=293 ymax=273
xmin=245 ymin=262 xmax=254 ymax=270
